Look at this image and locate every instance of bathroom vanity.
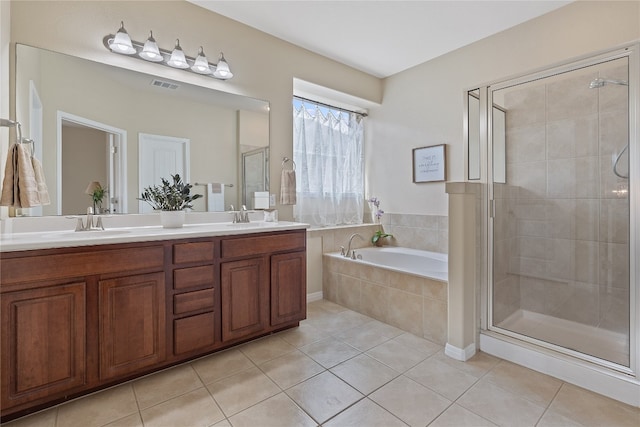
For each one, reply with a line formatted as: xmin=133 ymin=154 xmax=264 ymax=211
xmin=0 ymin=221 xmax=307 ymax=420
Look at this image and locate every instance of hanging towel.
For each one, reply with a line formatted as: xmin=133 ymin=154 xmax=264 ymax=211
xmin=0 ymin=143 xmax=46 ymax=208
xmin=0 ymin=144 xmax=18 ymax=206
xmin=279 ymin=170 xmax=296 ymax=205
xmin=31 ymin=155 xmax=50 ymax=206
xmin=206 ymin=183 xmax=225 ymax=212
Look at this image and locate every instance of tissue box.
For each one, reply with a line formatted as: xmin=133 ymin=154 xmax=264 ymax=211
xmin=263 ymin=209 xmax=278 ymax=222
xmin=253 ymin=191 xmax=269 ymax=209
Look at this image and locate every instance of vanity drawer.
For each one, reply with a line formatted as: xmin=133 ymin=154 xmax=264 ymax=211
xmin=1 ymin=245 xmax=164 ymax=286
xmin=173 ymin=241 xmax=215 ymax=264
xmin=221 ymin=232 xmax=305 ymax=259
xmin=174 ymin=312 xmax=216 ymax=355
xmin=174 ymin=289 xmax=215 ymax=315
xmin=173 ymin=265 xmax=215 ymax=290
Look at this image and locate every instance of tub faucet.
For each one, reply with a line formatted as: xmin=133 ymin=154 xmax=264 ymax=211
xmin=345 ymin=233 xmax=365 ymax=258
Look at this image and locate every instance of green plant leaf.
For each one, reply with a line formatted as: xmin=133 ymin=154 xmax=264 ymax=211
xmin=138 ymin=173 xmax=202 ymax=211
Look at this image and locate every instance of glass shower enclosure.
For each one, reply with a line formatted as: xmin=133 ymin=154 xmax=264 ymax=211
xmin=487 ymin=53 xmax=633 ymax=371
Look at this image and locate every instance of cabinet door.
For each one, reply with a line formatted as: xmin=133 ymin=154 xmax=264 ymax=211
xmin=271 ymin=252 xmax=307 ymax=326
xmin=99 ymin=272 xmax=166 ymax=380
xmin=220 ymin=258 xmax=268 ymax=341
xmin=1 ymin=282 xmax=86 ymax=409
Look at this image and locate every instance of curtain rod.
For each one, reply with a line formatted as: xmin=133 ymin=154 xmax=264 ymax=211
xmin=294 ymin=95 xmax=368 ymax=117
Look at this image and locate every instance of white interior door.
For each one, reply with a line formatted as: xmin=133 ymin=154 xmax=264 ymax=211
xmin=138 ymin=133 xmax=190 ymax=213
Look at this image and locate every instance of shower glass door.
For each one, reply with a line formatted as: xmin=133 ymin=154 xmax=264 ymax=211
xmin=489 ymin=56 xmax=631 ymax=368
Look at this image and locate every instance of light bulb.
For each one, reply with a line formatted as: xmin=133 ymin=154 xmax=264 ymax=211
xmin=213 ymin=52 xmax=233 ymax=79
xmin=191 ymin=47 xmax=211 ymax=74
xmin=109 ymin=21 xmax=136 ymax=55
xmin=139 ymin=31 xmax=163 ymax=62
xmin=167 ymin=39 xmax=189 ymax=69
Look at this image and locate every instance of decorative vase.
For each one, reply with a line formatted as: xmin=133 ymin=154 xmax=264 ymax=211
xmin=160 ymin=210 xmax=185 ymax=228
xmin=371 ymin=211 xmax=379 ymax=224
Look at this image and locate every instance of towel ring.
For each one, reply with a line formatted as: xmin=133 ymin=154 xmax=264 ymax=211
xmin=282 ymin=157 xmax=296 ymax=171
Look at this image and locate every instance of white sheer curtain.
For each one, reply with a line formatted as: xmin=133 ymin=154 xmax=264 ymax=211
xmin=293 ymin=103 xmax=364 ymax=227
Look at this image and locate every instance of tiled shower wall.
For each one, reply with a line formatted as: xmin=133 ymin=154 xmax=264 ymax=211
xmin=493 ymin=63 xmax=629 ymax=334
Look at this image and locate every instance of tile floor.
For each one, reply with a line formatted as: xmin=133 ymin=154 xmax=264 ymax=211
xmin=6 ymin=300 xmax=640 ymax=427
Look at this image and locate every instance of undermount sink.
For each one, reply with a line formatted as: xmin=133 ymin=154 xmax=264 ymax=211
xmin=226 ymin=222 xmax=273 ymax=227
xmin=40 ymin=229 xmax=132 ymax=239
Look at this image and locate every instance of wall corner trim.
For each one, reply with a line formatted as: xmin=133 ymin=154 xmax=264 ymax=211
xmin=445 ymin=342 xmax=476 ymax=361
xmin=307 ymin=291 xmax=323 ymax=303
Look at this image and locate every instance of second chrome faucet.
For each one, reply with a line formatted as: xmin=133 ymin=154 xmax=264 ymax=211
xmin=341 ymin=233 xmax=365 ymax=259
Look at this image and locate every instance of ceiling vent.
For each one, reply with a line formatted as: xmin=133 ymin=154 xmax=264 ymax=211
xmin=150 ymin=79 xmax=179 ymax=90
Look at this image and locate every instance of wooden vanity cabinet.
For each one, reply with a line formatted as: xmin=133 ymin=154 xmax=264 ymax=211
xmin=271 ymin=251 xmax=307 ymax=327
xmin=221 ymin=257 xmax=269 ymax=341
xmin=98 ymin=272 xmax=166 ymax=380
xmin=0 ymin=281 xmax=87 ymax=410
xmin=169 ymin=240 xmax=220 ymax=359
xmin=220 ymin=230 xmax=307 ymax=342
xmin=0 ymin=243 xmax=165 ymax=417
xmin=0 ymin=229 xmax=306 ymax=421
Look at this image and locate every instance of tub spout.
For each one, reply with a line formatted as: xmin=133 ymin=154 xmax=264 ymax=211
xmin=345 ymin=233 xmax=365 ymax=258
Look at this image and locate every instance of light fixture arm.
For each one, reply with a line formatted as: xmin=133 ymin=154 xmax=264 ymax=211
xmin=103 ymin=34 xmax=233 ymax=80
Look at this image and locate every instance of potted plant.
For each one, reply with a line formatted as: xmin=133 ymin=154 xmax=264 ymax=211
xmin=139 ymin=174 xmax=202 ymax=228
xmin=368 ymin=197 xmax=393 ymax=246
xmin=86 ymin=182 xmax=107 ymax=214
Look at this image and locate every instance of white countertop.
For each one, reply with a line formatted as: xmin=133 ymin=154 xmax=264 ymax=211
xmin=0 ymin=221 xmax=309 ymax=252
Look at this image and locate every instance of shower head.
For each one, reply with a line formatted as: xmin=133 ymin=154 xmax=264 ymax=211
xmin=589 ymin=77 xmax=629 ymax=89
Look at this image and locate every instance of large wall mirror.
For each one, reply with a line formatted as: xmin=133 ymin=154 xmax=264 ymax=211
xmin=15 ymin=44 xmax=270 ymax=216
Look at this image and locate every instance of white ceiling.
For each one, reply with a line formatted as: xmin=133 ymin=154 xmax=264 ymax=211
xmin=189 ymin=0 xmax=572 ymax=78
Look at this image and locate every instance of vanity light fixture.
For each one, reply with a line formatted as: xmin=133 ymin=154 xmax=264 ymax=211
xmin=167 ymin=39 xmax=189 ymax=69
xmin=213 ymin=53 xmax=233 ymax=79
xmin=108 ymin=21 xmax=136 ymax=55
xmin=104 ymin=22 xmax=234 ymax=80
xmin=139 ymin=31 xmax=163 ymax=62
xmin=191 ymin=47 xmax=212 ymax=75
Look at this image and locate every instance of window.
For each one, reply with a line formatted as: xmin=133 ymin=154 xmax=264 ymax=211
xmin=292 ymin=98 xmax=365 ymax=227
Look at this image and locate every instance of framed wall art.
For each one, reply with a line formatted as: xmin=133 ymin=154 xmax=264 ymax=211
xmin=412 ymin=144 xmax=446 ymax=183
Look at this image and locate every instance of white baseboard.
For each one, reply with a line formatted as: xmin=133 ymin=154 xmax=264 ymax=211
xmin=306 ymin=291 xmax=323 ymax=303
xmin=445 ymin=342 xmax=477 ymax=361
xmin=480 ymin=332 xmax=640 ymax=407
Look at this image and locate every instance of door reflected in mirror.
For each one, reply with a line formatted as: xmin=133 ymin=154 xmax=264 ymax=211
xmin=15 ymin=44 xmax=270 ymax=216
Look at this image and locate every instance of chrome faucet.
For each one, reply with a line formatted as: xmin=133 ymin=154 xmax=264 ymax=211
xmin=75 ymin=207 xmax=104 ymax=231
xmin=343 ymin=233 xmax=365 ymax=258
xmin=230 ymin=204 xmax=250 ymax=223
xmin=239 ymin=205 xmax=250 ymax=223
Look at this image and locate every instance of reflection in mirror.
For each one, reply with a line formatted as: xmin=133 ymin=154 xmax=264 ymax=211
xmin=492 ymin=104 xmax=506 ymax=184
xmin=465 ymin=88 xmax=506 ymax=182
xmin=467 ymin=89 xmax=480 ymax=180
xmin=15 ymin=44 xmax=269 ymax=216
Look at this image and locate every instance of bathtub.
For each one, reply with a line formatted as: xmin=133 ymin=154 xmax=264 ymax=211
xmin=323 ymin=246 xmax=448 ymax=343
xmin=326 ymin=246 xmax=448 ymax=282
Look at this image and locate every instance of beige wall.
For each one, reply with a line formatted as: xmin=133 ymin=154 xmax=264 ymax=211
xmin=6 ymin=2 xmax=638 ymax=221
xmin=368 ymin=0 xmax=640 ymax=217
xmin=6 ymin=0 xmax=382 ymax=220
xmin=62 ymin=125 xmax=107 ymax=215
xmin=0 ymin=1 xmax=10 ymax=218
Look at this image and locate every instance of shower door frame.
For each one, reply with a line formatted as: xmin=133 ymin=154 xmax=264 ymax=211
xmin=480 ymin=43 xmax=639 ymax=392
